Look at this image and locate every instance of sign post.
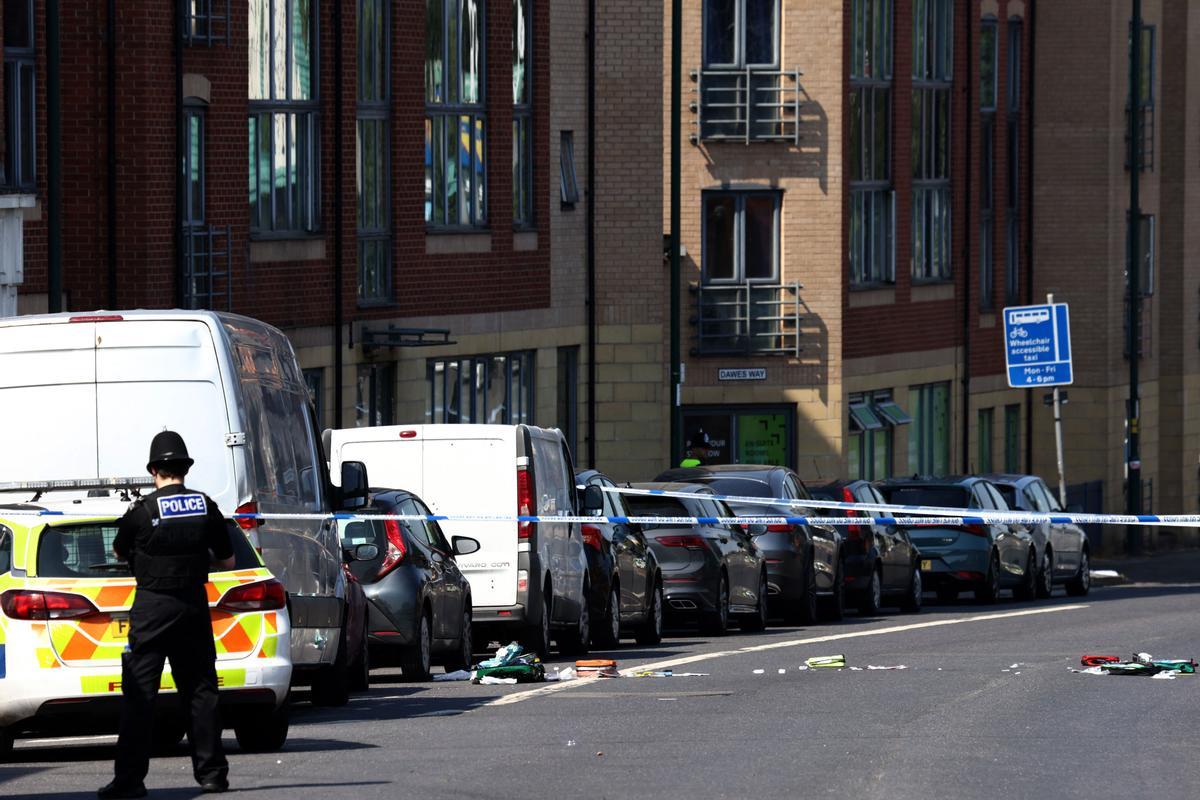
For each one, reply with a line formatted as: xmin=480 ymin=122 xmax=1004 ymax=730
xmin=1004 ymin=299 xmax=1073 ymax=506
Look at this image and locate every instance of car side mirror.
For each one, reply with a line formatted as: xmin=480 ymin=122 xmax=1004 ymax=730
xmin=452 ymin=536 xmax=481 ymax=556
xmin=344 ymin=543 xmax=379 ymax=562
xmin=582 ymin=485 xmax=604 ymax=514
xmin=746 ymin=523 xmax=768 ymax=536
xmin=338 ymin=461 xmax=370 ymax=510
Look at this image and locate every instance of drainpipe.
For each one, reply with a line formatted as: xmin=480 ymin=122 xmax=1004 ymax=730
xmin=46 ymin=0 xmax=62 ymax=312
xmin=106 ymin=0 xmax=117 ymax=308
xmin=669 ymin=0 xmax=682 ymax=463
xmin=586 ymin=0 xmax=597 ymax=468
xmin=332 ymin=0 xmax=345 ymax=428
xmin=173 ymin=1 xmax=184 ymax=308
xmin=960 ymin=6 xmax=973 ymax=473
xmin=1024 ymin=0 xmax=1038 ymax=475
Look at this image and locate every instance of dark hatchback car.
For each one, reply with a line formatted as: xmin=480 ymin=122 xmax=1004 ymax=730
xmin=576 ymin=470 xmax=664 ymax=647
xmin=876 ymin=477 xmax=1036 ymax=604
xmin=653 ymin=464 xmax=841 ymax=623
xmin=810 ymin=480 xmax=922 ymax=614
xmin=626 ymin=483 xmax=768 ymax=635
xmin=338 ymin=489 xmax=480 ymax=680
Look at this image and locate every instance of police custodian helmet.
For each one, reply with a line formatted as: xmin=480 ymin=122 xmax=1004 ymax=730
xmin=146 ymin=430 xmax=195 ymax=472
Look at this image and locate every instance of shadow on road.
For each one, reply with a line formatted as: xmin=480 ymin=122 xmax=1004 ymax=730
xmin=0 ymin=782 xmax=391 ymax=799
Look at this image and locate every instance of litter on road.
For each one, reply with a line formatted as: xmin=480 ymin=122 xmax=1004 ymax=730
xmin=866 ymin=665 xmax=908 ymax=670
xmin=1072 ymin=652 xmax=1198 ymax=677
xmin=434 ymin=670 xmax=473 ymax=682
xmin=805 ymin=655 xmax=846 ymax=669
xmin=470 ymin=642 xmax=546 ymax=683
xmin=631 ymin=670 xmax=710 ymax=678
xmin=576 ymin=659 xmax=620 ymax=678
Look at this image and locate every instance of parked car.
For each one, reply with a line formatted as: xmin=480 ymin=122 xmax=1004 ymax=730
xmin=876 ymin=476 xmax=1037 ymax=604
xmin=653 ymin=464 xmax=841 ymax=622
xmin=328 ymin=424 xmax=593 ymax=658
xmin=810 ymin=480 xmax=922 ymax=614
xmin=0 ymin=490 xmax=295 ymax=760
xmin=983 ymin=474 xmax=1091 ymax=596
xmin=0 ymin=310 xmax=371 ymax=706
xmin=576 ymin=470 xmax=664 ymax=647
xmin=337 ymin=489 xmax=480 ymax=681
xmin=626 ymin=483 xmax=768 ymax=635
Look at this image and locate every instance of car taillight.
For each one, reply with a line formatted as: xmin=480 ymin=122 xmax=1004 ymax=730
xmin=582 ymin=524 xmax=604 ymax=550
xmin=376 ymin=519 xmax=407 ymax=579
xmin=517 ymin=467 xmax=533 ymax=540
xmin=765 ymin=524 xmax=792 ymax=533
xmin=1 ymin=590 xmax=100 ymax=620
xmin=842 ymin=488 xmax=865 ymax=541
xmin=217 ymin=579 xmax=287 ymax=612
xmin=657 ymin=535 xmax=707 ymax=550
xmin=235 ymin=502 xmax=264 ymax=530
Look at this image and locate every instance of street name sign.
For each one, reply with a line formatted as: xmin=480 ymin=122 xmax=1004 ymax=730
xmin=1003 ymin=303 xmax=1073 ymax=388
xmin=718 ymin=368 xmax=767 ymax=381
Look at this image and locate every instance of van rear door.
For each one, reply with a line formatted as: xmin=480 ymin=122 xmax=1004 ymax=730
xmin=0 ymin=321 xmax=100 ymax=482
xmin=93 ymin=319 xmax=237 ymax=508
xmin=333 ymin=425 xmax=517 ymax=609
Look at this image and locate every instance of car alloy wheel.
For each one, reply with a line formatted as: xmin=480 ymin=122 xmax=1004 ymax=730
xmin=636 ymin=582 xmax=664 ymax=646
xmin=901 ymin=565 xmax=922 ymax=613
xmin=976 ymin=551 xmax=1001 ymax=605
xmin=1067 ymin=549 xmax=1091 ymax=596
xmin=702 ymin=574 xmax=730 ymax=636
xmin=445 ymin=609 xmax=474 ymax=673
xmin=1015 ymin=549 xmax=1038 ymax=601
xmin=858 ymin=566 xmax=882 ymax=615
xmin=593 ymin=584 xmax=621 ymax=649
xmin=741 ymin=572 xmax=768 ymax=633
xmin=1036 ymin=551 xmax=1053 ymax=599
xmin=400 ymin=613 xmax=433 ymax=681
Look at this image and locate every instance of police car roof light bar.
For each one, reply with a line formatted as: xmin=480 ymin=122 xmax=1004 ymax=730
xmin=0 ymin=477 xmax=156 ymax=493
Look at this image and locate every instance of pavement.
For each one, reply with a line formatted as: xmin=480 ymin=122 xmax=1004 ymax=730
xmin=4 ymin=563 xmax=1199 ymax=800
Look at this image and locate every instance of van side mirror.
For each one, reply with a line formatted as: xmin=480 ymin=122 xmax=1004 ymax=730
xmin=451 ymin=536 xmax=481 ymax=556
xmin=338 ymin=461 xmax=369 ymax=510
xmin=582 ymin=485 xmax=604 ymax=514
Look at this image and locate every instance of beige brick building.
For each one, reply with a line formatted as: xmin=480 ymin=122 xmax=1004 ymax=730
xmin=1032 ymin=0 xmax=1200 ymax=550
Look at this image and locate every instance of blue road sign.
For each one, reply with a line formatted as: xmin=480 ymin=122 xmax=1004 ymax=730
xmin=1003 ymin=303 xmax=1073 ymax=388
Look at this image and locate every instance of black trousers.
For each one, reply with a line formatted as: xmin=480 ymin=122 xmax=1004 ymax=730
xmin=113 ymin=589 xmax=228 ymax=787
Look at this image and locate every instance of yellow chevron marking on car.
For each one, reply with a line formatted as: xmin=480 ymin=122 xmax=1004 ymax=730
xmin=80 ymin=668 xmax=248 ymax=695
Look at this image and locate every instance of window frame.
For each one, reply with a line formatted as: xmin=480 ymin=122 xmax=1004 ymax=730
xmin=183 ymin=104 xmax=207 ymax=227
xmin=908 ymin=382 xmax=950 ymax=476
xmin=3 ymin=0 xmax=37 ymax=191
xmin=702 ymin=0 xmax=781 ymax=71
xmin=513 ymin=0 xmax=534 ymax=229
xmin=356 ymin=362 xmax=396 ymax=428
xmin=849 ymin=2 xmax=895 ymax=288
xmin=977 ymin=407 xmax=993 ymax=473
xmin=1004 ymin=18 xmax=1023 ymax=305
xmin=847 ymin=389 xmax=903 ymax=481
xmin=560 ymin=130 xmax=580 ymax=207
xmin=701 ymin=189 xmax=782 ymax=285
xmin=425 ymin=0 xmax=489 ymax=230
xmin=357 ymin=0 xmax=392 ymax=305
xmin=248 ymin=0 xmax=321 ymax=238
xmin=427 ymin=351 xmax=536 ymax=426
xmin=911 ymin=0 xmax=953 ymax=283
xmin=1003 ymin=403 xmax=1020 ymax=472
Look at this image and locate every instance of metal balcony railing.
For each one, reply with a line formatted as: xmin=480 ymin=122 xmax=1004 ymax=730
xmin=690 ymin=68 xmax=803 ymax=145
xmin=689 ymin=280 xmax=803 ymax=357
xmin=181 ymin=224 xmax=232 ymax=310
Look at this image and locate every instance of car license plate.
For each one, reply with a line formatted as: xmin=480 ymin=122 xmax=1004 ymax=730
xmin=920 ymin=559 xmax=933 ymax=571
xmin=112 ymin=616 xmax=131 ymax=640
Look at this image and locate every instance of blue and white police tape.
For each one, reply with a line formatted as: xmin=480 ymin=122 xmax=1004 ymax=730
xmin=5 ymin=507 xmax=1200 ymax=528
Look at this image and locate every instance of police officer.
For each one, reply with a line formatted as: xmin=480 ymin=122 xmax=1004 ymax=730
xmin=99 ymin=431 xmax=233 ymax=799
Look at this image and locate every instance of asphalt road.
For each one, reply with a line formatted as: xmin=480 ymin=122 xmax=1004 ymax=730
xmin=4 ymin=561 xmax=1199 ymax=800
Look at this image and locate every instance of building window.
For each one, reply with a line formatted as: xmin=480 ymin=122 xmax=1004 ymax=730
xmin=3 ymin=0 xmax=36 ymax=190
xmin=428 ymin=352 xmax=534 ymax=425
xmin=356 ymin=363 xmax=395 ymax=428
xmin=425 ymin=0 xmax=487 ymax=228
xmin=184 ymin=0 xmax=231 ymax=46
xmin=183 ymin=108 xmax=206 ymax=226
xmin=977 ymin=407 xmax=993 ymax=473
xmin=908 ymin=381 xmax=949 ymax=476
xmin=1005 ymin=19 xmax=1022 ymax=304
xmin=1130 ymin=213 xmax=1155 ymax=296
xmin=979 ymin=18 xmax=996 ymax=309
xmin=850 ymin=0 xmax=894 ymax=286
xmin=303 ymin=368 xmax=324 ymax=427
xmin=911 ymin=0 xmax=952 ymax=282
xmin=702 ymin=190 xmax=780 ymax=283
xmin=560 ymin=131 xmax=580 ymax=207
xmin=699 ymin=0 xmax=786 ymax=141
xmin=557 ymin=346 xmax=579 ymax=460
xmin=358 ymin=0 xmax=391 ymax=303
xmin=682 ymin=406 xmax=794 ymax=468
xmin=248 ymin=0 xmax=319 ymax=235
xmin=1126 ymin=25 xmax=1155 ymax=172
xmin=1003 ymin=403 xmax=1020 ymax=472
xmin=513 ymin=0 xmax=533 ymax=227
xmin=848 ymin=389 xmax=909 ymax=480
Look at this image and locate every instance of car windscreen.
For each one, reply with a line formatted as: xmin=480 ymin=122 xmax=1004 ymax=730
xmin=878 ymin=486 xmax=969 ymax=510
xmin=689 ymin=477 xmax=774 ymax=498
xmin=37 ymin=520 xmax=260 ymax=579
xmin=625 ymin=495 xmax=693 ymax=529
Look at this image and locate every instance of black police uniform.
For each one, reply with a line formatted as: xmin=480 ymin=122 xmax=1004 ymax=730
xmin=110 ymin=483 xmax=233 ymax=790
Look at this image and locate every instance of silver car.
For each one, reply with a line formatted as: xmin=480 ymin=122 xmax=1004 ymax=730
xmin=983 ymin=474 xmax=1091 ymax=597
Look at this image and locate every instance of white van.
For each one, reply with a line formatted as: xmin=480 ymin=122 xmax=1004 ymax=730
xmin=328 ymin=424 xmax=593 ymax=657
xmin=0 ymin=310 xmax=369 ymax=703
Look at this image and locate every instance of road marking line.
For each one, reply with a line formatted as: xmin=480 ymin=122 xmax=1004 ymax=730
xmin=484 ymin=604 xmax=1088 ymax=707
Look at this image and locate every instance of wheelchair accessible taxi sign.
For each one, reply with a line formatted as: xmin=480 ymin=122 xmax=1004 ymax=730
xmin=1003 ymin=303 xmax=1073 ymax=388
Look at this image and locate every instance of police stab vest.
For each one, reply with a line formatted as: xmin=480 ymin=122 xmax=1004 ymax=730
xmin=132 ymin=490 xmax=213 ymax=592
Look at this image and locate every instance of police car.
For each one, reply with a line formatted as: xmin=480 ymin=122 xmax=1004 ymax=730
xmin=0 ymin=479 xmax=294 ymax=760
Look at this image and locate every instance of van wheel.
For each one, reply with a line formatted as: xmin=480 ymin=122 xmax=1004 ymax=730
xmin=556 ymin=583 xmax=591 ymax=656
xmin=400 ymin=612 xmax=433 ymax=681
xmin=0 ymin=726 xmax=14 ymax=762
xmin=592 ymin=582 xmax=621 ymax=649
xmin=310 ymin=630 xmax=351 ymax=707
xmin=634 ymin=580 xmax=664 ymax=646
xmin=234 ymin=705 xmax=290 ymax=753
xmin=521 ymin=584 xmax=552 ymax=659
